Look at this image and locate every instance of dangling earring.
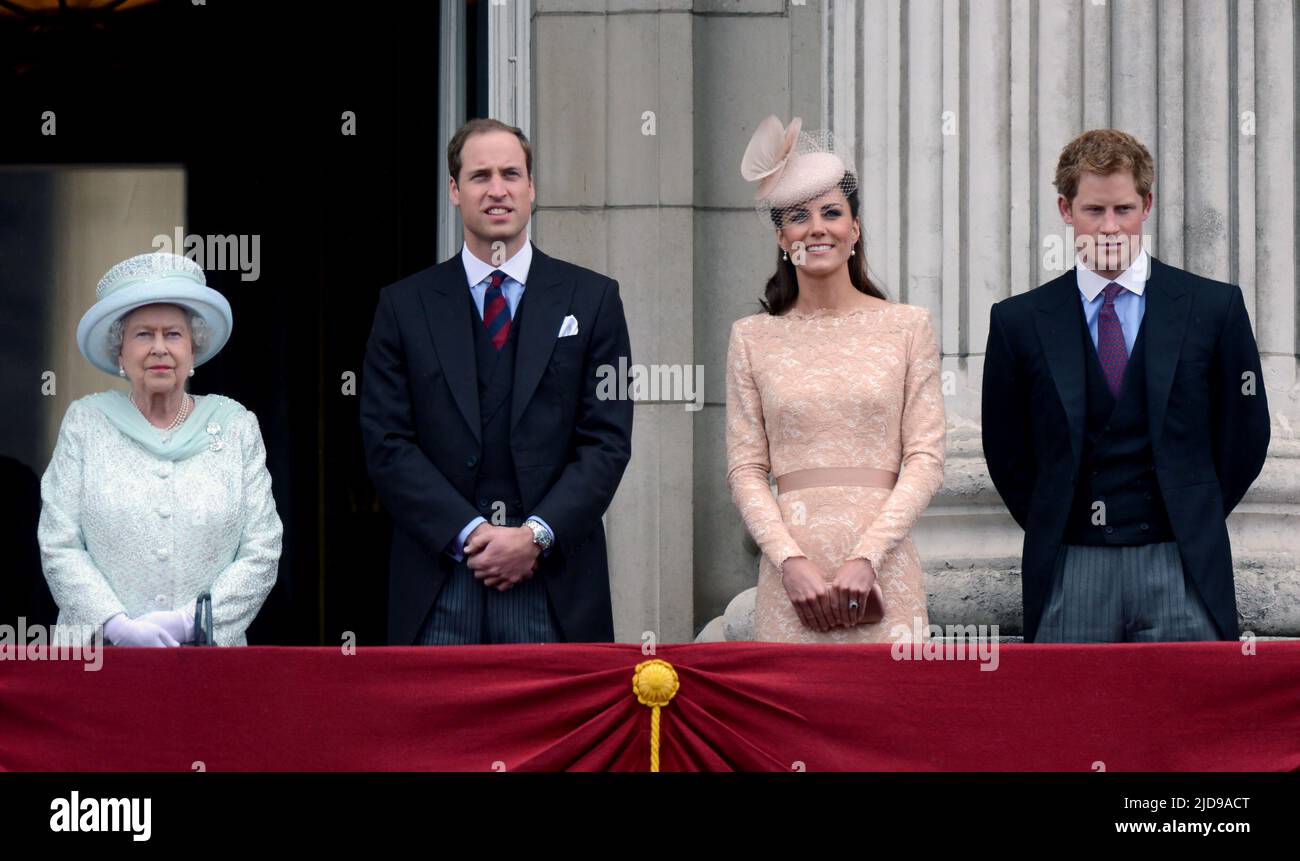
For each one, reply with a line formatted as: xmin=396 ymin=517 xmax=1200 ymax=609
xmin=782 ymin=249 xmax=789 ymax=261
xmin=850 ymin=248 xmax=856 ymax=256
xmin=188 ymin=369 xmax=195 ymax=377
xmin=118 ymin=367 xmax=126 ymax=378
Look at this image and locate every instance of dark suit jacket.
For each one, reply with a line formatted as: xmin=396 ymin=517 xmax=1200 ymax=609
xmin=982 ymin=257 xmax=1269 ymax=641
xmin=360 ymin=243 xmax=634 ymax=644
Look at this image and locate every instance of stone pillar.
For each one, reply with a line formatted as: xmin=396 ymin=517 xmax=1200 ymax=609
xmin=689 ymin=0 xmax=828 ymax=638
xmin=532 ymin=0 xmax=702 ymax=643
xmin=522 ymin=0 xmax=1299 ymax=642
xmin=795 ymin=0 xmax=1300 ymax=639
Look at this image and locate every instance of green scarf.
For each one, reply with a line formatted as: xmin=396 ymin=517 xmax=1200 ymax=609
xmin=84 ymin=389 xmax=244 ymax=462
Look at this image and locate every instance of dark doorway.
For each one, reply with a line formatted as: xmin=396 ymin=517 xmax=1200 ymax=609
xmin=0 ymin=0 xmax=445 ymax=644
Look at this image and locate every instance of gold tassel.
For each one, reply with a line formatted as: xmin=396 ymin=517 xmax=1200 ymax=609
xmin=633 ymin=659 xmax=680 ymax=772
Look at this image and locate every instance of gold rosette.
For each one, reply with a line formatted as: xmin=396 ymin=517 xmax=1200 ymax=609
xmin=633 ymin=659 xmax=680 ymax=772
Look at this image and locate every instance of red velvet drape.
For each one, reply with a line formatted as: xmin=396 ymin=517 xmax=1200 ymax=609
xmin=2 ymin=642 xmax=1297 ymax=771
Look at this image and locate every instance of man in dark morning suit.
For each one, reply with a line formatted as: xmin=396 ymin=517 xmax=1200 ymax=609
xmin=361 ymin=118 xmax=634 ymax=644
xmin=982 ymin=129 xmax=1270 ymax=643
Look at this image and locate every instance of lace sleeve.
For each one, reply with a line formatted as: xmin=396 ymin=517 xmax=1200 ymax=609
xmin=725 ymin=320 xmax=805 ymax=572
xmin=848 ymin=308 xmax=946 ymax=570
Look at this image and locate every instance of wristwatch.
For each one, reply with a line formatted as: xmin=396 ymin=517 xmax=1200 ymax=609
xmin=523 ymin=518 xmax=554 ymax=553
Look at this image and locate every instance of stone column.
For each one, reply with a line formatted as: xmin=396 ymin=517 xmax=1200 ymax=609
xmin=776 ymin=0 xmax=1300 ymax=639
xmin=521 ymin=0 xmax=1299 ymax=642
xmin=532 ymin=0 xmax=701 ymax=643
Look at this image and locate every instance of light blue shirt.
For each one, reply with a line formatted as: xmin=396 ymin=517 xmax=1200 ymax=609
xmin=461 ymin=239 xmax=530 ymax=321
xmin=1075 ymin=246 xmax=1149 ymax=356
xmin=448 ymin=241 xmax=554 ymax=560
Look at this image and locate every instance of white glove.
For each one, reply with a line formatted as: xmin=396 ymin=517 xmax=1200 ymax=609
xmin=137 ymin=609 xmax=195 ymax=644
xmin=103 ymin=613 xmax=181 ymax=647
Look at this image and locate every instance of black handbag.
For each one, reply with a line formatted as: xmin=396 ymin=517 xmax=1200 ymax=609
xmin=183 ymin=593 xmax=214 ymax=646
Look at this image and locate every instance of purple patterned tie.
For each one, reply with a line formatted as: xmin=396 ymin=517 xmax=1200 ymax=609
xmin=1097 ymin=281 xmax=1129 ymax=397
xmin=482 ymin=270 xmax=512 ymax=350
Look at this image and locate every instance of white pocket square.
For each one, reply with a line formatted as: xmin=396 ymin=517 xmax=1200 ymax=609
xmin=557 ymin=315 xmax=580 ymax=338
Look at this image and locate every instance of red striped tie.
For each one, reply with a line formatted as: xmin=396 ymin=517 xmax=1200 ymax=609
xmin=1097 ymin=281 xmax=1129 ymax=397
xmin=482 ymin=270 xmax=512 ymax=350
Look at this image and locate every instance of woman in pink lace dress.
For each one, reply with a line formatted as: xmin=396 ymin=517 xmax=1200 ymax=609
xmin=728 ymin=116 xmax=946 ymax=643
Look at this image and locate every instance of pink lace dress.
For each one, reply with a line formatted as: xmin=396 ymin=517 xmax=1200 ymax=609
xmin=725 ymin=302 xmax=946 ymax=643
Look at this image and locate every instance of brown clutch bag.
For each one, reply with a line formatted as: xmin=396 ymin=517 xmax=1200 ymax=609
xmin=861 ymin=577 xmax=885 ymax=623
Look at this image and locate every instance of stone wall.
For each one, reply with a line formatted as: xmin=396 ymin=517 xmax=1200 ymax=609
xmin=526 ymin=0 xmax=1299 ymax=642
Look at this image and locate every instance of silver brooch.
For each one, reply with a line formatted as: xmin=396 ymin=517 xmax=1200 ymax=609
xmin=207 ymin=422 xmax=223 ymax=452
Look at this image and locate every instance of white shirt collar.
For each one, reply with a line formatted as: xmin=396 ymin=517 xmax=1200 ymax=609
xmin=1075 ymin=246 xmax=1150 ymax=301
xmin=461 ymin=239 xmax=533 ymax=289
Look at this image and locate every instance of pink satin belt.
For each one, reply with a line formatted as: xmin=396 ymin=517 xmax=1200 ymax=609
xmin=775 ymin=467 xmax=898 ymax=494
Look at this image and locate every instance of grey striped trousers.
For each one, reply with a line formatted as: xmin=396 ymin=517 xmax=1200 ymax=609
xmin=1035 ymin=541 xmax=1222 ymax=643
xmin=417 ymin=515 xmax=564 ymax=645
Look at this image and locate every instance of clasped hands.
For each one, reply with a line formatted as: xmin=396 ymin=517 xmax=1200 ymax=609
xmin=781 ymin=556 xmax=878 ymax=632
xmin=464 ymin=523 xmax=540 ymax=591
xmin=104 ymin=609 xmax=195 ymax=647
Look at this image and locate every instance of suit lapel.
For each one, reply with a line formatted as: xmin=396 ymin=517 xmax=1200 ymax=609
xmin=1143 ymin=257 xmax=1190 ymax=445
xmin=1034 ymin=270 xmax=1087 ymax=468
xmin=419 ymin=254 xmax=481 ymax=445
xmin=510 ymin=244 xmax=575 ymax=434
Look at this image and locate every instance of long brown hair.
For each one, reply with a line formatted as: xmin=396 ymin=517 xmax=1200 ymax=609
xmin=760 ymin=175 xmax=888 ymax=315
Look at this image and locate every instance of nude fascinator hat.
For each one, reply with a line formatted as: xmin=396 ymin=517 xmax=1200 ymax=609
xmin=740 ymin=115 xmax=857 ymax=227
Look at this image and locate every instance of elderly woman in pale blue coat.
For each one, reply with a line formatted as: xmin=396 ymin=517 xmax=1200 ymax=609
xmin=39 ymin=252 xmax=282 ymax=646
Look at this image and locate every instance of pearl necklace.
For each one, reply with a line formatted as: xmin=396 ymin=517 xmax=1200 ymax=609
xmin=134 ymin=392 xmax=191 ymax=432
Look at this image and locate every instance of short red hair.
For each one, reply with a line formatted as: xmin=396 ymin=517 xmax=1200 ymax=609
xmin=1054 ymin=129 xmax=1154 ymax=203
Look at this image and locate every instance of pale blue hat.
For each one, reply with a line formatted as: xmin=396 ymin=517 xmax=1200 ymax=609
xmin=76 ymin=252 xmax=233 ymax=376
